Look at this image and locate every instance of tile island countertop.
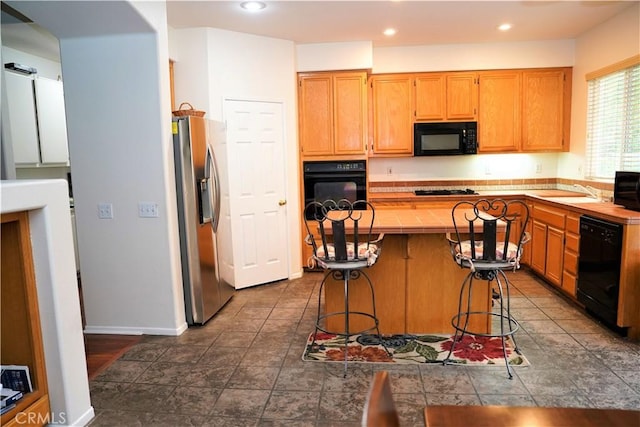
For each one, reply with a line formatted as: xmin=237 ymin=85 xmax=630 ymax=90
xmin=364 ymin=208 xmax=504 ymax=234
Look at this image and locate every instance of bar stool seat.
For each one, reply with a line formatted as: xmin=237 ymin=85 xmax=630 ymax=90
xmin=444 ymin=199 xmax=530 ymax=379
xmin=303 ymin=199 xmax=389 ymax=376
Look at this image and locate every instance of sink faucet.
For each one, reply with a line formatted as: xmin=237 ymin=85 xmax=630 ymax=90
xmin=573 ymin=184 xmax=600 ymax=199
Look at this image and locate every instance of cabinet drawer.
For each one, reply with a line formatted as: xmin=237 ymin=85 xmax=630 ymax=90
xmin=533 ymin=204 xmax=565 ymax=229
xmin=566 ymin=214 xmax=580 ymax=234
xmin=561 ymin=271 xmax=577 ymax=297
xmin=565 ymin=232 xmax=579 ymax=253
xmin=564 ymin=249 xmax=578 ymax=275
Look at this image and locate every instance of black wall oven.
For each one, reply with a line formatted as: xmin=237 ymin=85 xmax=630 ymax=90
xmin=303 ymin=160 xmax=366 ymax=219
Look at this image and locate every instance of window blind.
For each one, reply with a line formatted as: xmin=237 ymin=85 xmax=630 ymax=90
xmin=585 ymin=62 xmax=640 ymax=180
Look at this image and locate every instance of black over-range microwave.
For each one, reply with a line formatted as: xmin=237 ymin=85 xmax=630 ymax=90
xmin=414 ymin=121 xmax=477 ymax=156
xmin=614 ymin=171 xmax=640 ymax=212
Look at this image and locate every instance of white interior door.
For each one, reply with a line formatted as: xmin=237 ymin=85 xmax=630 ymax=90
xmin=223 ymin=99 xmax=288 ymax=289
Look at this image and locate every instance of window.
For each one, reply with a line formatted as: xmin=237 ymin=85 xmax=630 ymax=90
xmin=585 ymin=57 xmax=640 ymax=180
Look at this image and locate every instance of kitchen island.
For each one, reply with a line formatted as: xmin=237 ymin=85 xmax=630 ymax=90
xmin=322 ymin=208 xmax=510 ymax=335
xmin=362 ymin=190 xmax=640 ymax=340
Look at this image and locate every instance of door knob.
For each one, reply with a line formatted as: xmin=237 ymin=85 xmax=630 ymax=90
xmin=278 ymin=200 xmax=287 ymax=206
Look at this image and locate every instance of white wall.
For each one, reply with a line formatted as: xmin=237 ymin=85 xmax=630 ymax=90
xmin=369 ymin=153 xmax=560 ymax=183
xmin=372 ymin=39 xmax=575 ymax=73
xmin=55 ymin=3 xmax=186 ymax=335
xmin=558 ymin=2 xmax=640 ymax=181
xmin=170 ymin=27 xmax=303 ymax=277
xmin=296 ymin=41 xmax=373 ymax=72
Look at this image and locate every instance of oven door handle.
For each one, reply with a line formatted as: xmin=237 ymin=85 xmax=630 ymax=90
xmin=304 ymin=173 xmax=365 ymax=179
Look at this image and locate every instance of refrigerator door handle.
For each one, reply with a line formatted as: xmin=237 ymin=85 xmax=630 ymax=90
xmin=207 ymin=144 xmax=221 ymax=232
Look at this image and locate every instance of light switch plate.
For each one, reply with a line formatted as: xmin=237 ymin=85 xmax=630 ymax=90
xmin=98 ymin=203 xmax=113 ymax=219
xmin=138 ymin=202 xmax=159 ymax=218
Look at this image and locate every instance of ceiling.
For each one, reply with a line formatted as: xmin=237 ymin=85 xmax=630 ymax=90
xmin=1 ymin=1 xmax=637 ymax=61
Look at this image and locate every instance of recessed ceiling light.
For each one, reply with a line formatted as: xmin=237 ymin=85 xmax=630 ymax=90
xmin=498 ymin=23 xmax=512 ymax=31
xmin=383 ymin=28 xmax=397 ymax=37
xmin=240 ymin=1 xmax=266 ymax=11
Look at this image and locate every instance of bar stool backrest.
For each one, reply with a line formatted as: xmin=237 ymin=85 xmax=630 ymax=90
xmin=303 ymin=199 xmax=377 ymax=266
xmin=451 ymin=199 xmax=529 ymax=267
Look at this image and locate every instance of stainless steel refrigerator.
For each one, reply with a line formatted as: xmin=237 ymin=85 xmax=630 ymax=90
xmin=172 ymin=115 xmax=234 ymax=325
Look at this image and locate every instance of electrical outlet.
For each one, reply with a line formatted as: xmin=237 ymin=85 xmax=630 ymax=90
xmin=386 ymin=167 xmax=393 ymax=175
xmin=138 ymin=202 xmax=159 ymax=218
xmin=98 ymin=203 xmax=113 ymax=219
xmin=536 ymin=163 xmax=542 ymax=174
xmin=484 ymin=165 xmax=492 ymax=175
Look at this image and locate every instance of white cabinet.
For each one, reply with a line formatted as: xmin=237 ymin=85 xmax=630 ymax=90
xmin=34 ymin=78 xmax=69 ymax=163
xmin=4 ymin=71 xmax=39 ymax=163
xmin=3 ymin=71 xmax=69 ymax=166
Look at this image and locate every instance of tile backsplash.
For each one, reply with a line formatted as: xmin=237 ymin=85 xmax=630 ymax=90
xmin=369 ymin=177 xmax=614 ymax=199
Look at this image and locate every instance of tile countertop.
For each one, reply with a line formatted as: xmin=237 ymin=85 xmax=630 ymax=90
xmin=371 ymin=208 xmax=501 ymax=234
xmin=368 ymin=189 xmax=640 ymax=225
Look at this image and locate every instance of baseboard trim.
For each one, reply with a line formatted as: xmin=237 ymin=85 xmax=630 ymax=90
xmin=64 ymin=406 xmax=95 ymax=427
xmin=83 ymin=323 xmax=188 ymax=336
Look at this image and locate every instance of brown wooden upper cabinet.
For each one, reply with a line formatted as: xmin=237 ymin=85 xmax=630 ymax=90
xmin=415 ymin=72 xmax=478 ymax=121
xmin=477 ymin=67 xmax=571 ymax=153
xmin=521 ymin=68 xmax=571 ymax=151
xmin=477 ymin=70 xmax=522 ymax=152
xmin=298 ymin=71 xmax=367 ymax=157
xmin=369 ymin=74 xmax=414 ymax=155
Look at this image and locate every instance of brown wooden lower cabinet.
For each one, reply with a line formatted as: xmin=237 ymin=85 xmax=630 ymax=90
xmin=560 ymin=212 xmax=581 ymax=296
xmin=530 ymin=203 xmax=566 ymax=289
xmin=1 ymin=212 xmax=50 ymax=427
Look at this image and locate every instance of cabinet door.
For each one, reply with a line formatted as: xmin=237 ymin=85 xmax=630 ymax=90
xmin=298 ymin=74 xmax=333 ymax=156
xmin=446 ymin=72 xmax=477 ymax=120
xmin=530 ymin=220 xmax=547 ymax=275
xmin=34 ymin=78 xmax=69 ymax=164
xmin=521 ymin=69 xmax=566 ymax=151
xmin=520 ymin=202 xmax=534 ymax=266
xmin=1 ymin=212 xmax=50 ymax=425
xmin=545 ymin=226 xmax=564 ymax=287
xmin=370 ymin=75 xmax=414 ymax=155
xmin=333 ymin=72 xmax=367 ymax=155
xmin=3 ymin=71 xmax=40 ymax=164
xmin=415 ymin=73 xmax=446 ymax=121
xmin=477 ymin=71 xmax=521 ymax=152
xmin=562 ymin=254 xmax=578 ymax=296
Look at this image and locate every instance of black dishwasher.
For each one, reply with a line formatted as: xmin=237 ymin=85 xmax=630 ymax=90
xmin=577 ymin=216 xmax=623 ymax=328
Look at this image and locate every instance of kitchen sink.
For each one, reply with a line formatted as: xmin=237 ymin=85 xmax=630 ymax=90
xmin=545 ymin=197 xmax=605 ymax=204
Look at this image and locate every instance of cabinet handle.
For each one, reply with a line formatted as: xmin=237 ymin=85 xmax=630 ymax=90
xmin=278 ymin=200 xmax=287 ymax=206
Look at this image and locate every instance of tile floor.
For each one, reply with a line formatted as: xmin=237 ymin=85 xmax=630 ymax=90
xmin=88 ymin=268 xmax=640 ymax=426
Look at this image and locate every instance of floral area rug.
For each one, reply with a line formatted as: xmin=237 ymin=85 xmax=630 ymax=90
xmin=303 ymin=332 xmax=529 ymax=367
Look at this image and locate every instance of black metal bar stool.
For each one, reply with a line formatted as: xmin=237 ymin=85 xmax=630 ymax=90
xmin=444 ymin=199 xmax=530 ymax=379
xmin=303 ymin=199 xmax=389 ymax=376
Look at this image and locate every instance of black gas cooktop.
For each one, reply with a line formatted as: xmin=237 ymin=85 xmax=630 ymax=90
xmin=414 ymin=188 xmax=478 ymax=196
